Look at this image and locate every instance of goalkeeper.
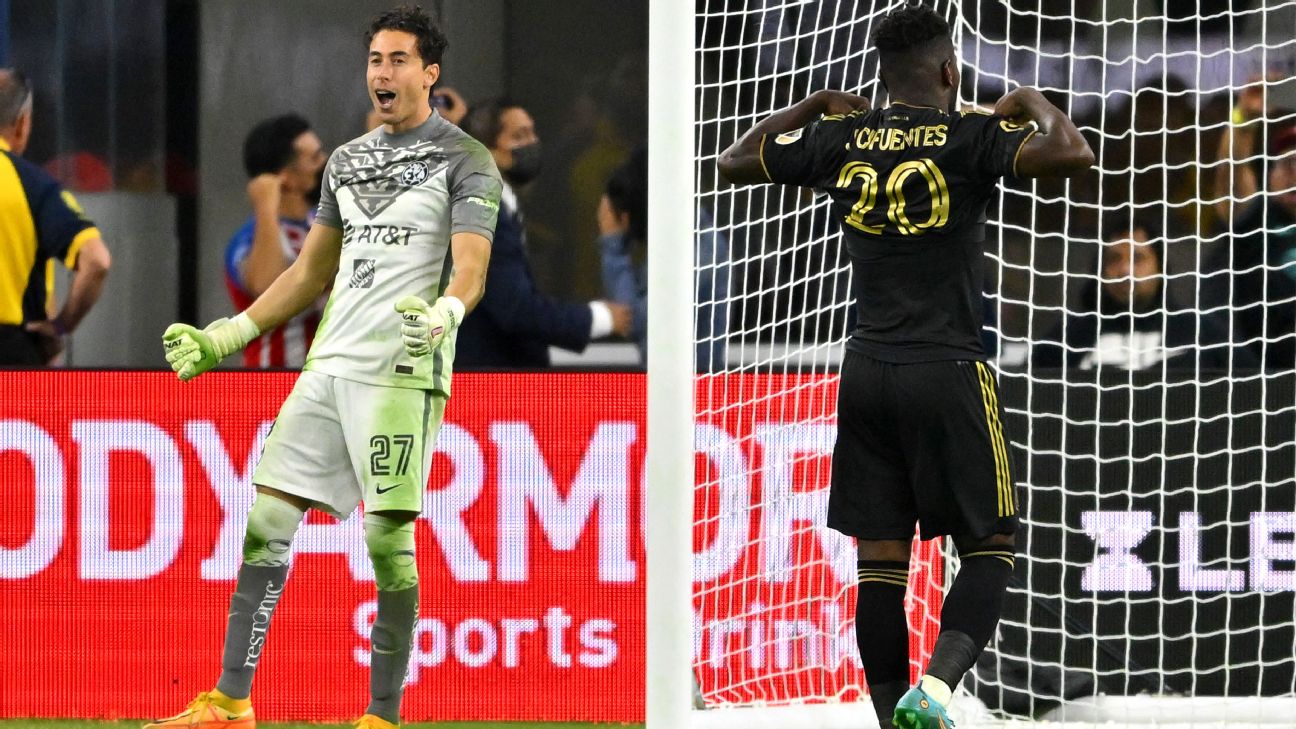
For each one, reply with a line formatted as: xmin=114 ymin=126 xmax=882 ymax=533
xmin=718 ymin=4 xmax=1092 ymax=729
xmin=148 ymin=6 xmax=500 ymax=729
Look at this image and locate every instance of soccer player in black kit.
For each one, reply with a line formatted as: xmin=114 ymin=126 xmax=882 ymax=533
xmin=718 ymin=5 xmax=1093 ymax=729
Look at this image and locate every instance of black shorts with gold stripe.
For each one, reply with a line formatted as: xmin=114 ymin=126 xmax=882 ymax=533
xmin=828 ymin=350 xmax=1019 ymax=541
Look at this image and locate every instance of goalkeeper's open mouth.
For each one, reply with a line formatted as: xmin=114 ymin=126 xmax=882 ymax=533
xmin=374 ymin=89 xmax=397 ymax=112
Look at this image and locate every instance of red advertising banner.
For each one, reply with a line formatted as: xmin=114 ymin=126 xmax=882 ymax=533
xmin=0 ymin=371 xmax=940 ymax=722
xmin=693 ymin=375 xmax=943 ymax=707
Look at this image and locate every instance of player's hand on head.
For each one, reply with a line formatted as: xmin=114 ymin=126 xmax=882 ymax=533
xmin=395 ymin=295 xmax=465 ymax=358
xmin=815 ymin=90 xmax=870 ymax=116
xmin=992 ymin=87 xmax=1042 ymax=123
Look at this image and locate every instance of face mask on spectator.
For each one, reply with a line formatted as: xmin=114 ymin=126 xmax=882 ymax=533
xmin=505 ymin=141 xmax=543 ymax=186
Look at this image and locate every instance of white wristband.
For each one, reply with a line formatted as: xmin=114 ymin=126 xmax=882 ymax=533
xmin=207 ymin=312 xmax=262 ymax=359
xmin=588 ymin=301 xmax=613 ymax=339
xmin=442 ymin=296 xmax=466 ymax=330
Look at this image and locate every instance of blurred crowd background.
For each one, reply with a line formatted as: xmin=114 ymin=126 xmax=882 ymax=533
xmin=698 ymin=0 xmax=1296 ymax=373
xmin=6 ymin=0 xmax=646 ymax=367
xmin=7 ymin=0 xmax=1296 ymax=373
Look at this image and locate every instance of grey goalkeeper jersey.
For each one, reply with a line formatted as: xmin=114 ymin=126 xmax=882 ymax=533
xmin=306 ymin=112 xmax=502 ymax=395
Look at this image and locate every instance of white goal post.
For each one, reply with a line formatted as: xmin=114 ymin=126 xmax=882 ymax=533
xmin=646 ymin=0 xmax=698 ymax=727
xmin=648 ymin=2 xmax=1296 ymax=728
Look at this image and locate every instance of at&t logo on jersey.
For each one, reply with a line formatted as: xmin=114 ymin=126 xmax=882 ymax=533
xmin=342 ymin=223 xmax=417 ymax=247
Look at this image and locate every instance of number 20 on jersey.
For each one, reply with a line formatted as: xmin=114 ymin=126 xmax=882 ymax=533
xmin=835 ymin=158 xmax=950 ymax=236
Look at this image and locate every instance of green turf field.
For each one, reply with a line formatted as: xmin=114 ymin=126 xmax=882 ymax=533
xmin=2 ymin=716 xmax=640 ymax=721
xmin=1 ymin=723 xmax=640 ymax=729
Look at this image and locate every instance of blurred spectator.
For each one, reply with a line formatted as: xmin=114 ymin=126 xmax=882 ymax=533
xmin=223 ymin=114 xmax=327 ymax=368
xmin=1208 ymin=87 xmax=1296 ymax=369
xmin=432 ymin=87 xmax=468 ymax=126
xmin=601 ymin=147 xmax=731 ymax=371
xmin=457 ymin=98 xmax=631 ymax=367
xmin=1135 ymin=77 xmax=1202 ymax=240
xmin=0 ymin=69 xmax=111 ymax=365
xmin=1032 ymin=214 xmax=1252 ymax=371
xmin=367 ymin=86 xmax=466 ymax=132
xmin=548 ymin=51 xmax=647 ymax=301
xmin=1212 ymin=75 xmax=1290 ymax=226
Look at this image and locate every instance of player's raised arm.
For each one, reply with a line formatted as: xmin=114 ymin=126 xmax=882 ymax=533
xmin=717 ymin=89 xmax=869 ymax=185
xmin=994 ymin=87 xmax=1094 ymax=178
xmin=1212 ymin=76 xmax=1268 ymax=224
xmin=243 ymin=222 xmax=343 ymax=331
xmin=162 ymin=222 xmax=342 ymax=380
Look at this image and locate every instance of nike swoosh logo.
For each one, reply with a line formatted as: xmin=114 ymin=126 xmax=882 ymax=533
xmin=375 ymin=483 xmax=401 ymax=494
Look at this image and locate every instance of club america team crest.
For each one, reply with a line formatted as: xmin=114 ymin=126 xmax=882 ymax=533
xmin=401 ymin=160 xmax=430 ymax=186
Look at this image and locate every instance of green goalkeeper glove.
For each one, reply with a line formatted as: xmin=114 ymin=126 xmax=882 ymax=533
xmin=162 ymin=313 xmax=260 ymax=381
xmin=394 ymin=294 xmax=464 ymax=358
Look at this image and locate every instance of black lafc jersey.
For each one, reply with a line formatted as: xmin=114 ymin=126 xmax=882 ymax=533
xmin=760 ymin=102 xmax=1035 ymax=363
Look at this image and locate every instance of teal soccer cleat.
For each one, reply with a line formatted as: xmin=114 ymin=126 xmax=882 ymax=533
xmin=892 ymin=685 xmax=955 ymax=729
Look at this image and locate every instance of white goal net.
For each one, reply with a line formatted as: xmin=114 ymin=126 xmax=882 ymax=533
xmin=681 ymin=0 xmax=1296 ymax=726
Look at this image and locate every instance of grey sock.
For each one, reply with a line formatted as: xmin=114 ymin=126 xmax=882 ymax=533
xmin=366 ymin=585 xmax=420 ymax=723
xmin=215 ymin=563 xmax=290 ymax=699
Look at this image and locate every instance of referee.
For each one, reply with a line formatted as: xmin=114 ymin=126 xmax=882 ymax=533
xmin=0 ymin=69 xmax=111 ymax=365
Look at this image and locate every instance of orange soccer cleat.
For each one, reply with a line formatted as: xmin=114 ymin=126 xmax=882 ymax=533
xmin=352 ymin=714 xmax=399 ymax=729
xmin=143 ymin=691 xmax=255 ymax=729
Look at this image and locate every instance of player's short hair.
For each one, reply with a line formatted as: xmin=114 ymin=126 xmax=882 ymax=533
xmin=0 ymin=68 xmax=32 ymax=128
xmin=243 ymin=113 xmax=312 ymax=178
xmin=461 ymin=97 xmax=521 ymax=150
xmin=606 ymin=146 xmax=648 ymax=243
xmin=366 ymin=4 xmax=448 ymax=67
xmin=872 ymin=4 xmax=952 ymax=82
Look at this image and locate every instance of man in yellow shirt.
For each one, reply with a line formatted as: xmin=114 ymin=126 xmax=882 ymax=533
xmin=0 ymin=68 xmax=111 ymax=364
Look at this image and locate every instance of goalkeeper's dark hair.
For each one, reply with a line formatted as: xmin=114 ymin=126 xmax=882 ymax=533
xmin=243 ymin=113 xmax=312 ymax=178
xmin=871 ymin=4 xmax=953 ymax=84
xmin=366 ymin=4 xmax=448 ymax=67
xmin=606 ymin=146 xmax=648 ymax=244
xmin=462 ymin=97 xmax=521 ymax=150
xmin=0 ymin=69 xmax=32 ymax=128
